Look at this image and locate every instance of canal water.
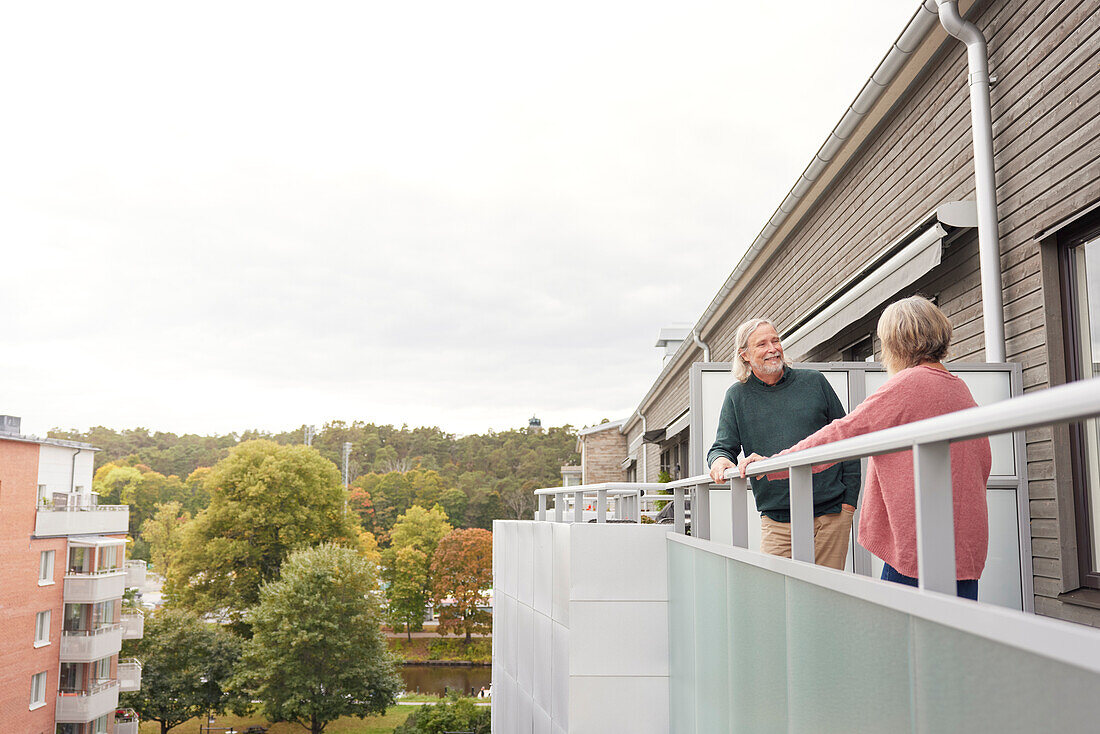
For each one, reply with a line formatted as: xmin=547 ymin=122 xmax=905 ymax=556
xmin=400 ymin=664 xmax=492 ymax=696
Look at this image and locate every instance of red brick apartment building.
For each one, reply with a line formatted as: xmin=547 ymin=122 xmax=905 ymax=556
xmin=0 ymin=416 xmax=143 ymax=734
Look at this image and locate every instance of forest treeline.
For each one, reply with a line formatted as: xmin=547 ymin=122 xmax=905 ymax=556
xmin=49 ymin=420 xmax=581 ymax=556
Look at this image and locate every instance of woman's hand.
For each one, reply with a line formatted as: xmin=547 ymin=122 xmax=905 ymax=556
xmin=738 ymin=453 xmax=766 ymax=479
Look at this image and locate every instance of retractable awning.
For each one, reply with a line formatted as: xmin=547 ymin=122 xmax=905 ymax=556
xmin=782 ymin=201 xmax=976 ymax=359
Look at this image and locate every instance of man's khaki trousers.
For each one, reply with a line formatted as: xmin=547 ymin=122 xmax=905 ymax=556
xmin=759 ymin=506 xmax=854 ymax=570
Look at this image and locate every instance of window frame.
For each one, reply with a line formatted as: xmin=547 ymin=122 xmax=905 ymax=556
xmin=29 ymin=671 xmax=47 ymax=710
xmin=34 ymin=610 xmax=51 ymax=647
xmin=1058 ymin=210 xmax=1100 ymax=590
xmin=38 ymin=550 xmax=55 ymax=585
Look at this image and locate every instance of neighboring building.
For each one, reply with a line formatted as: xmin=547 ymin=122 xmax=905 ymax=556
xmin=560 ymin=465 xmax=583 ymax=487
xmin=0 ymin=416 xmax=144 ymax=734
xmin=566 ymin=0 xmax=1100 ymax=628
xmin=575 ymin=420 xmax=628 ymax=484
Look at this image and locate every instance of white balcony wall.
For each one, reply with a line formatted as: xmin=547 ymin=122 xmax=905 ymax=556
xmin=36 ymin=507 xmax=129 ymax=537
xmin=64 ymin=572 xmax=126 ymax=604
xmin=121 ymin=611 xmax=144 ymax=640
xmin=116 ymin=720 xmax=139 ymax=734
xmin=125 ymin=560 xmax=147 ymax=588
xmin=60 ymin=625 xmax=123 ymax=662
xmin=55 ymin=681 xmax=119 ymax=723
xmin=494 ymin=520 xmax=670 ymax=734
xmin=38 ymin=444 xmax=95 ymax=497
xmin=118 ymin=659 xmax=142 ymax=692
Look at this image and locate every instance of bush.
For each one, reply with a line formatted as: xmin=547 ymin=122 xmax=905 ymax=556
xmin=393 ymin=697 xmax=490 ymax=734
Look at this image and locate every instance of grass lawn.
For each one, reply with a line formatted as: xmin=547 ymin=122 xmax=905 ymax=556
xmin=137 ymin=706 xmax=414 ymax=733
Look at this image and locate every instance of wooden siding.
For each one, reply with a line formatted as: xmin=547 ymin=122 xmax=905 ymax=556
xmin=631 ymin=0 xmax=1100 ymax=624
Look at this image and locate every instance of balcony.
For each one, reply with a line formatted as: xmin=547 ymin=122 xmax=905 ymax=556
xmin=125 ymin=559 xmax=147 ymax=588
xmin=118 ymin=658 xmax=142 ymax=692
xmin=55 ymin=680 xmax=119 ymax=724
xmin=59 ymin=624 xmax=123 ymax=662
xmin=35 ymin=496 xmax=128 ymax=537
xmin=495 ymin=378 xmax=1100 ymax=733
xmin=120 ymin=610 xmax=145 ymax=640
xmin=64 ymin=570 xmax=125 ymax=604
xmin=115 ymin=708 xmax=140 ymax=734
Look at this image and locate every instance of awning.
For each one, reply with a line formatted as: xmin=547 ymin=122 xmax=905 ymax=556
xmin=69 ymin=535 xmax=127 ymax=548
xmin=781 ymin=202 xmax=976 ymax=359
xmin=664 ymin=410 xmax=690 ymax=440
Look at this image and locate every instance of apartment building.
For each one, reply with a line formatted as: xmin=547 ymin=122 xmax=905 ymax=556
xmin=0 ymin=416 xmax=143 ymax=734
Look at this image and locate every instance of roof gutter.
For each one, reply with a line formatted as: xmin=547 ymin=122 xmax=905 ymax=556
xmin=935 ymin=0 xmax=1006 ymax=362
xmin=624 ymin=1 xmax=945 ymax=427
xmin=691 ymin=0 xmax=942 ymax=344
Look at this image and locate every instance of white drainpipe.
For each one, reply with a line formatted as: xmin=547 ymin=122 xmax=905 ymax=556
xmin=936 ymin=0 xmax=1006 ymax=362
xmin=640 ymin=414 xmax=648 ymax=482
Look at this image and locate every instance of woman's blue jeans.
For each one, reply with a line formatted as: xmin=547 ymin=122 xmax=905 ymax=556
xmin=881 ymin=562 xmax=978 ymax=600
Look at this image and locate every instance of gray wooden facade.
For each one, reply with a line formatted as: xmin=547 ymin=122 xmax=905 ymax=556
xmin=618 ymin=0 xmax=1100 ymax=627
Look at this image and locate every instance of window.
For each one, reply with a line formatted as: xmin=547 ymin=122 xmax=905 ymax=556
xmin=92 ymin=713 xmax=109 ymax=733
xmin=59 ymin=662 xmax=82 ymax=692
xmin=30 ymin=671 xmax=46 ymax=709
xmin=68 ymin=547 xmax=89 ymax=574
xmin=39 ymin=550 xmax=55 ymax=585
xmin=64 ymin=603 xmax=86 ymax=633
xmin=37 ymin=484 xmax=48 ymax=503
xmin=34 ymin=610 xmax=50 ymax=647
xmin=1060 ymin=210 xmax=1100 ymax=589
xmin=93 ymin=656 xmax=111 ymax=682
xmin=98 ymin=545 xmax=118 ymax=572
xmin=842 ymin=335 xmax=875 ymax=362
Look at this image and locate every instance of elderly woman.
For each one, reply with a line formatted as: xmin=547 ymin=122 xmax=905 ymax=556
xmin=739 ymin=295 xmax=991 ymax=599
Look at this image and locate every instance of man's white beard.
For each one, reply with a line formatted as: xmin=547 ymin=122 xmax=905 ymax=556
xmin=752 ymin=356 xmax=784 ymax=375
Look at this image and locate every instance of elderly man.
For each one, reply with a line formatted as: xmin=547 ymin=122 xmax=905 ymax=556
xmin=707 ymin=318 xmax=861 ymax=569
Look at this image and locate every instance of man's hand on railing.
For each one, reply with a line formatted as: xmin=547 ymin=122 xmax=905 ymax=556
xmin=738 ymin=453 xmax=767 ymax=479
xmin=709 ymin=457 xmax=735 ymax=484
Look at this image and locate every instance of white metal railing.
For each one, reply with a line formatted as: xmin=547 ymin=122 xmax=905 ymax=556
xmin=534 ymin=377 xmax=1100 ymax=595
xmin=62 ymin=623 xmax=122 ymax=637
xmin=534 ymin=482 xmax=667 ymax=523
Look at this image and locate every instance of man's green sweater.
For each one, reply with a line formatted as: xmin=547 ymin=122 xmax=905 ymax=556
xmin=706 ymin=366 xmax=861 ymax=522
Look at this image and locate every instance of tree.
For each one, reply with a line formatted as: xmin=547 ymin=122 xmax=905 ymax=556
xmin=392 ymin=696 xmax=490 ymax=734
xmin=167 ymin=440 xmax=359 ymax=630
xmin=437 ymin=488 xmax=468 ymax=526
xmin=141 ymin=501 xmax=191 ymax=577
xmin=389 ymin=504 xmax=452 ymax=554
xmin=234 ymin=544 xmax=401 ymax=734
xmin=431 ymin=529 xmax=493 ymax=642
xmin=119 ymin=608 xmax=241 ymax=734
xmin=384 ymin=545 xmax=430 ymax=640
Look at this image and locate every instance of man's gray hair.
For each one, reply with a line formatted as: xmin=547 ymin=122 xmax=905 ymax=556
xmin=732 ymin=318 xmax=792 ymax=382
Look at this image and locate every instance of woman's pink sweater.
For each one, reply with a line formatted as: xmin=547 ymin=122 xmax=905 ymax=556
xmin=778 ymin=365 xmax=991 ymax=580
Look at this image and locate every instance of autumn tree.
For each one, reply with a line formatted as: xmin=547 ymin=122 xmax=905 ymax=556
xmin=167 ymin=440 xmax=359 ymax=630
xmin=234 ymin=544 xmax=401 ymax=734
xmin=382 ymin=505 xmax=452 ymax=638
xmin=431 ymin=529 xmax=493 ymax=642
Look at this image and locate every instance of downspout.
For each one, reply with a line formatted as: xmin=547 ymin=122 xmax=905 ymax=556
xmin=70 ymin=448 xmax=81 ymax=493
xmin=692 ymin=329 xmax=711 ymax=362
xmin=640 ymin=413 xmax=648 ymax=483
xmin=936 ymin=0 xmax=1006 ymax=362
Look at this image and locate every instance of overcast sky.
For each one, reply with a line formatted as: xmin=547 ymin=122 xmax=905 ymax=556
xmin=2 ymin=1 xmax=918 ymax=438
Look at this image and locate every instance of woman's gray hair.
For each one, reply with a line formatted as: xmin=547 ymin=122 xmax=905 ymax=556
xmin=732 ymin=318 xmax=791 ymax=382
xmin=877 ymin=295 xmax=952 ymax=374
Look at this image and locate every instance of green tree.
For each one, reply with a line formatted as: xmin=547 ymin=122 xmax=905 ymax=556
xmin=234 ymin=544 xmax=401 ymax=734
xmin=383 ymin=545 xmax=430 ymax=640
xmin=389 ymin=505 xmax=452 ymax=554
xmin=437 ymin=488 xmax=468 ymax=527
xmin=119 ymin=608 xmax=241 ymax=734
xmin=167 ymin=440 xmax=359 ymax=630
xmin=431 ymin=529 xmax=493 ymax=642
xmin=392 ymin=696 xmax=490 ymax=734
xmin=141 ymin=501 xmax=191 ymax=577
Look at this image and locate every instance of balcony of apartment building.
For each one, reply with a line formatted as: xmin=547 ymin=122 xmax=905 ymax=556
xmin=64 ymin=537 xmax=127 ymax=604
xmin=118 ymin=658 xmax=142 ymax=692
xmin=495 ymin=378 xmax=1100 ymax=733
xmin=61 ymin=599 xmax=123 ymax=662
xmin=115 ymin=708 xmax=140 ymax=734
xmin=125 ymin=558 xmax=147 ymax=588
xmin=120 ymin=608 xmax=145 ymax=640
xmin=35 ymin=491 xmax=129 ymax=537
xmin=55 ymin=678 xmax=120 ymax=727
